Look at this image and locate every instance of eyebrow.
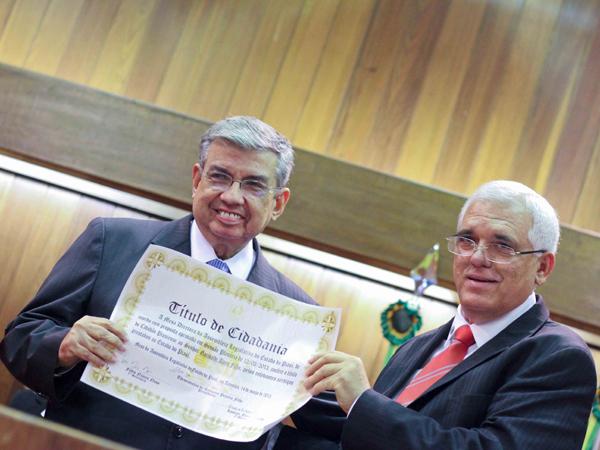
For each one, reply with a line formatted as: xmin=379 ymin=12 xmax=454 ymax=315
xmin=207 ymin=165 xmax=270 ymax=183
xmin=454 ymin=230 xmax=472 ymax=238
xmin=455 ymin=230 xmax=517 ymax=246
xmin=492 ymin=235 xmax=516 ymax=247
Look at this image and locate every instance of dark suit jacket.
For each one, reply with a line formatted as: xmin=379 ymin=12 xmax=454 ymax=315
xmin=0 ymin=215 xmax=317 ymax=450
xmin=277 ymin=296 xmax=597 ymax=450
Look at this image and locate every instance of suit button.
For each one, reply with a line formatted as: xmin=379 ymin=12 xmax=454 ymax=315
xmin=174 ymin=426 xmax=183 ymax=438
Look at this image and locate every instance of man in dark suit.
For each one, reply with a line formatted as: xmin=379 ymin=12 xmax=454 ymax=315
xmin=0 ymin=116 xmax=316 ymax=449
xmin=276 ymin=180 xmax=597 ymax=450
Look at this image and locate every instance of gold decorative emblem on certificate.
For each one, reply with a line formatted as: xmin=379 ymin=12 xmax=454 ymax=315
xmin=321 ymin=312 xmax=337 ymax=333
xmin=81 ymin=245 xmax=341 ymax=442
xmin=145 ymin=252 xmax=165 ymax=269
xmin=91 ymin=366 xmax=112 ymax=384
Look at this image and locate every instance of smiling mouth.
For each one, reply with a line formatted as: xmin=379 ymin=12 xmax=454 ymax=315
xmin=217 ymin=210 xmax=243 ymax=221
xmin=466 ymin=275 xmax=498 ymax=283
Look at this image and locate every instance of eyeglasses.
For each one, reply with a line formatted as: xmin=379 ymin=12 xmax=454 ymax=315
xmin=204 ymin=170 xmax=281 ymax=199
xmin=446 ymin=236 xmax=546 ymax=264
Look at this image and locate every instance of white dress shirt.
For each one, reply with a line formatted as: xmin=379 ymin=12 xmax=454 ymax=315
xmin=189 ymin=220 xmax=255 ymax=280
xmin=444 ymin=291 xmax=537 ymax=359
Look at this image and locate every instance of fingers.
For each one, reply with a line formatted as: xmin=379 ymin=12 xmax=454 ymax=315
xmin=304 ymin=356 xmax=342 ymax=393
xmin=303 ymin=351 xmax=371 ymax=413
xmin=68 ymin=340 xmax=113 ymax=368
xmin=58 ymin=316 xmax=127 ymax=368
xmin=305 ymin=352 xmax=344 ymax=378
xmin=78 ymin=318 xmax=127 ymax=351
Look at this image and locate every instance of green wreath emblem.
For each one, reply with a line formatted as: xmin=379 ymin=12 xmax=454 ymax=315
xmin=380 ymin=299 xmax=422 ymax=346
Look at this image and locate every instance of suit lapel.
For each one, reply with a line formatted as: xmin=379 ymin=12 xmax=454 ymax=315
xmin=247 ymin=239 xmax=278 ymax=290
xmin=150 ymin=214 xmax=193 ymax=255
xmin=377 ymin=322 xmax=452 ymax=398
xmin=414 ymin=297 xmax=549 ymax=403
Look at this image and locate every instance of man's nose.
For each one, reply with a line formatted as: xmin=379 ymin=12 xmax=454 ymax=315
xmin=469 ymin=245 xmax=491 ymax=266
xmin=220 ymin=181 xmax=245 ymax=202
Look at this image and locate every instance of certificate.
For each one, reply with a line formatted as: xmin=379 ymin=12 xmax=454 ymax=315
xmin=81 ymin=245 xmax=341 ymax=442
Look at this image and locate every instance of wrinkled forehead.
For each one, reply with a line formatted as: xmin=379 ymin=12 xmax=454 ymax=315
xmin=204 ymin=139 xmax=279 ymax=178
xmin=459 ymin=199 xmax=533 ymax=239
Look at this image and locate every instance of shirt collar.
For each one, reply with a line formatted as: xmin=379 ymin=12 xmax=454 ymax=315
xmin=451 ymin=291 xmax=537 ymax=348
xmin=189 ymin=220 xmax=255 ymax=280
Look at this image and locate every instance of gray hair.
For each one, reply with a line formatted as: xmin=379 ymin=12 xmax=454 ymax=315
xmin=458 ymin=180 xmax=560 ymax=253
xmin=199 ymin=116 xmax=294 ymax=187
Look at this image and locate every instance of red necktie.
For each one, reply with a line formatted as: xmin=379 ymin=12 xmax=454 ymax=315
xmin=396 ymin=324 xmax=474 ymax=406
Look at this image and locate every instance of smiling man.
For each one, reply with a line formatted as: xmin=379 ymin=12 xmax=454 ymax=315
xmin=0 ymin=116 xmax=317 ymax=450
xmin=192 ymin=130 xmax=289 ymax=261
xmin=274 ymin=180 xmax=597 ymax=450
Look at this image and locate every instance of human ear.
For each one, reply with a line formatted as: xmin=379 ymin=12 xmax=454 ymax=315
xmin=192 ymin=163 xmax=202 ymax=195
xmin=271 ymin=188 xmax=290 ymax=221
xmin=535 ymin=252 xmax=555 ymax=286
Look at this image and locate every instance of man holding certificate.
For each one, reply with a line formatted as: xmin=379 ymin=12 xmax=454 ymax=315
xmin=0 ymin=116 xmax=325 ymax=449
xmin=274 ymin=180 xmax=597 ymax=450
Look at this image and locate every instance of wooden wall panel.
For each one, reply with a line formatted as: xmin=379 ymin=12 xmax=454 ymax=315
xmin=434 ymin=0 xmax=524 ymax=192
xmin=512 ymin=0 xmax=597 ymax=192
xmin=186 ymin=0 xmax=266 ymax=120
xmin=0 ymin=171 xmax=145 ymax=405
xmin=466 ymin=0 xmax=562 ymax=192
xmin=573 ymin=140 xmax=600 ymax=230
xmin=395 ymin=0 xmax=487 ymax=184
xmin=292 ymin=0 xmax=375 ymax=152
xmin=154 ymin=0 xmax=215 ymax=111
xmin=225 ymin=0 xmax=304 ymax=118
xmin=124 ymin=0 xmax=193 ymax=103
xmin=55 ymin=0 xmax=124 ymax=84
xmin=88 ymin=0 xmax=158 ymax=94
xmin=0 ymin=405 xmax=135 ymax=450
xmin=263 ymin=0 xmax=340 ymax=137
xmin=22 ymin=0 xmax=85 ymax=74
xmin=0 ymin=0 xmax=598 ymax=234
xmin=0 ymin=0 xmax=50 ymax=67
xmin=328 ymin=0 xmax=430 ymax=164
xmin=545 ymin=18 xmax=600 ymax=223
xmin=0 ymin=63 xmax=598 ymax=332
xmin=0 ymin=1 xmax=18 ymax=36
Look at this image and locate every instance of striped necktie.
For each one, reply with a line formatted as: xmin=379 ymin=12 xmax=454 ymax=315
xmin=206 ymin=258 xmax=231 ymax=274
xmin=396 ymin=324 xmax=474 ymax=406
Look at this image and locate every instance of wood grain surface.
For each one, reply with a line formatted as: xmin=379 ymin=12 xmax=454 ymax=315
xmin=0 ymin=63 xmax=597 ymax=334
xmin=0 ymin=0 xmax=597 ymax=231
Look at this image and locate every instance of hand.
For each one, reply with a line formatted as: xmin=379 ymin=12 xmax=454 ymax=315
xmin=58 ymin=315 xmax=127 ymax=368
xmin=281 ymin=416 xmax=296 ymax=428
xmin=304 ymin=351 xmax=370 ymax=413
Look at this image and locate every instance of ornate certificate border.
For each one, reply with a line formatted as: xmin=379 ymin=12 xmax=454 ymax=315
xmin=84 ymin=244 xmax=340 ymax=441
